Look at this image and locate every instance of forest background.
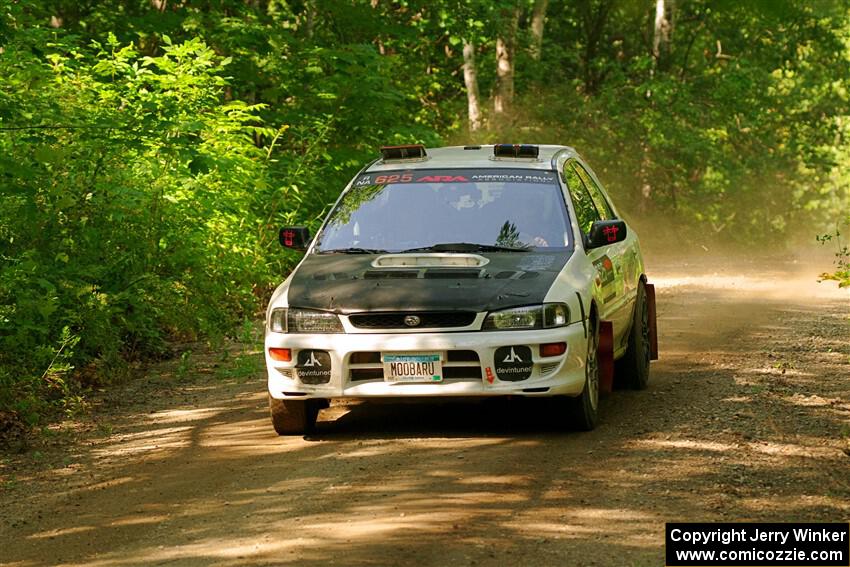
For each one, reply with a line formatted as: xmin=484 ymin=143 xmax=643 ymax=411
xmin=1 ymin=0 xmax=848 ymax=429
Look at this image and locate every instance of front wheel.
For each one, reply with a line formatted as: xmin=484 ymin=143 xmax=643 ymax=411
xmin=615 ymin=280 xmax=651 ymax=390
xmin=269 ymin=395 xmax=321 ymax=435
xmin=568 ymin=317 xmax=600 ymax=431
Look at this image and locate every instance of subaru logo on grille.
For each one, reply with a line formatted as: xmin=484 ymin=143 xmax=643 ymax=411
xmin=404 ymin=315 xmax=421 ymax=327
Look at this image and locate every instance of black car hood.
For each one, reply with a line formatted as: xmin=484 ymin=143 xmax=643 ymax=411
xmin=286 ymin=251 xmax=572 ymax=313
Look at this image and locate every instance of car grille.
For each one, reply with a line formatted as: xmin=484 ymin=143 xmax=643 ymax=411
xmin=348 ymin=312 xmax=477 ymax=329
xmin=349 ymin=350 xmax=482 ymax=382
xmin=349 ymin=368 xmax=385 ymax=381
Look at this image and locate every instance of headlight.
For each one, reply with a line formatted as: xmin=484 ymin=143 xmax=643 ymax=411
xmin=483 ymin=303 xmax=570 ymax=330
xmin=268 ymin=308 xmax=343 ymax=333
xmin=269 ymin=308 xmax=287 ymax=332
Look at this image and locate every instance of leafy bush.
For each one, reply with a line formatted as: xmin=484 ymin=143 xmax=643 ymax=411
xmin=0 ymin=34 xmax=273 ymax=423
xmin=3 ymin=0 xmax=849 ymax=431
xmin=818 ymin=231 xmax=850 ymax=288
xmin=0 ymin=3 xmax=446 ymax=429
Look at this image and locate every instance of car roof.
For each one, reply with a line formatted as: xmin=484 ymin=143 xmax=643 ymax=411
xmin=365 ymin=144 xmax=579 ymax=172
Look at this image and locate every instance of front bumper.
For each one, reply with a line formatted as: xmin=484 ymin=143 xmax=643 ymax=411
xmin=265 ymin=324 xmax=588 ymax=400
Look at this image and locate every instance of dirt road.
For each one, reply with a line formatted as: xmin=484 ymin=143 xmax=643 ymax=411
xmin=1 ymin=258 xmax=848 ymax=566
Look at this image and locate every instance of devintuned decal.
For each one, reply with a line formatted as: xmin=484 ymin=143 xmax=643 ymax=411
xmin=355 ymin=168 xmax=559 ymax=187
xmin=494 ymin=346 xmax=533 ymax=381
xmin=296 ymin=350 xmax=332 ymax=384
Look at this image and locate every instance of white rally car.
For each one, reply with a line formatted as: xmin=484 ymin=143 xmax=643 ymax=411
xmin=265 ymin=144 xmax=657 ymax=434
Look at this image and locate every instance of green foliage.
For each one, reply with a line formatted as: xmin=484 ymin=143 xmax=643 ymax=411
xmin=0 ymin=1 xmax=445 ymax=428
xmin=1 ymin=0 xmax=849 ymax=430
xmin=818 ymin=231 xmax=850 ymax=287
xmin=1 ymin=31 xmax=269 ymax=422
xmin=505 ymin=1 xmax=850 ymax=245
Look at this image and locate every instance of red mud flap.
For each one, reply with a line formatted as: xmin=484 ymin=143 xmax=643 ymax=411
xmin=646 ymin=283 xmax=659 ymax=360
xmin=598 ymin=320 xmax=615 ymax=395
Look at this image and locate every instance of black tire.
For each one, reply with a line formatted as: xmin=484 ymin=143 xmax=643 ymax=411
xmin=568 ymin=316 xmax=600 ymax=431
xmin=269 ymin=395 xmax=321 ymax=435
xmin=615 ymin=280 xmax=651 ymax=390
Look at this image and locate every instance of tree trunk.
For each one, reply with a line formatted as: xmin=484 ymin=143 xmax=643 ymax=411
xmin=668 ymin=0 xmax=676 ymax=41
xmin=642 ymin=0 xmax=671 ymax=212
xmin=578 ymin=0 xmax=614 ymax=94
xmin=304 ymin=1 xmax=315 ymax=39
xmin=652 ymin=0 xmax=670 ymax=70
xmin=639 ymin=141 xmax=653 ymax=212
xmin=529 ymin=0 xmax=549 ymax=61
xmin=462 ymin=41 xmax=483 ymax=133
xmin=494 ymin=6 xmax=519 ymax=116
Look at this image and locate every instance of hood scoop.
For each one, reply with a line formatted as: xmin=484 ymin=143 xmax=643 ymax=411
xmin=372 ymin=253 xmax=489 ymax=269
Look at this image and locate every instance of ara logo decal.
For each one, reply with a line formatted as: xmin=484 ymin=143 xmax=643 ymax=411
xmin=415 ymin=175 xmax=468 ymax=183
xmin=354 ymin=169 xmax=559 ymax=187
xmin=281 ymin=229 xmax=296 ymax=247
xmin=494 ymin=346 xmax=533 ymax=382
xmin=296 ymin=350 xmax=331 ymax=384
xmin=485 ymin=367 xmax=495 ymax=384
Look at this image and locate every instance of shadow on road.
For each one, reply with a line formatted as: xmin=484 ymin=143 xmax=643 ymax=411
xmin=1 ymin=270 xmax=848 ymax=566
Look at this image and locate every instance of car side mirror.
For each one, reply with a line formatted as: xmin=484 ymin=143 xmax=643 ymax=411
xmin=586 ymin=219 xmax=627 ymax=250
xmin=279 ymin=226 xmax=311 ymax=251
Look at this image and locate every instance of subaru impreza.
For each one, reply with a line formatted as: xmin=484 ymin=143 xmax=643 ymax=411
xmin=265 ymin=144 xmax=657 ymax=434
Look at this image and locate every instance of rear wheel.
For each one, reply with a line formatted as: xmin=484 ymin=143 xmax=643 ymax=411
xmin=616 ymin=280 xmax=651 ymax=390
xmin=269 ymin=395 xmax=321 ymax=435
xmin=569 ymin=316 xmax=600 ymax=431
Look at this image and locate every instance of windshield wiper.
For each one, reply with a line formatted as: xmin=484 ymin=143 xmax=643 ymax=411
xmin=318 ymin=247 xmax=389 ymax=254
xmin=398 ymin=242 xmax=530 ymax=253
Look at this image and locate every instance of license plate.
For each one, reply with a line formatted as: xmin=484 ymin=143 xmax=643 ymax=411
xmin=382 ymin=353 xmax=443 ymax=383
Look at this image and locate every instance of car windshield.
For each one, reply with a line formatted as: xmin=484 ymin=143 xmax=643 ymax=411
xmin=315 ymin=169 xmax=572 ymax=253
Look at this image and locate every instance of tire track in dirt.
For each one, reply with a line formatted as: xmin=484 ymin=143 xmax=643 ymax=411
xmin=1 ymin=259 xmax=848 ymax=566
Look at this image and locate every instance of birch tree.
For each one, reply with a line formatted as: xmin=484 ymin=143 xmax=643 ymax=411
xmin=652 ymin=0 xmax=671 ymax=71
xmin=463 ymin=41 xmax=483 ymax=132
xmin=641 ymin=0 xmax=672 ymax=210
xmin=530 ymin=0 xmax=549 ymax=61
xmin=494 ymin=3 xmax=519 ymax=116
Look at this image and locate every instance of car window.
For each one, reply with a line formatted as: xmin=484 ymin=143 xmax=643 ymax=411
xmin=315 ymin=169 xmax=572 ymax=252
xmin=563 ymin=162 xmax=600 ymax=233
xmin=573 ymin=163 xmax=615 ymax=219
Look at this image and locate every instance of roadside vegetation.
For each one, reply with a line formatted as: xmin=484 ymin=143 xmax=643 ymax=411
xmin=1 ymin=0 xmax=848 ymax=433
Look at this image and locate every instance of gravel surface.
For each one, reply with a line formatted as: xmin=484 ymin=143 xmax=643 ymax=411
xmin=1 ymin=258 xmax=848 ymax=567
